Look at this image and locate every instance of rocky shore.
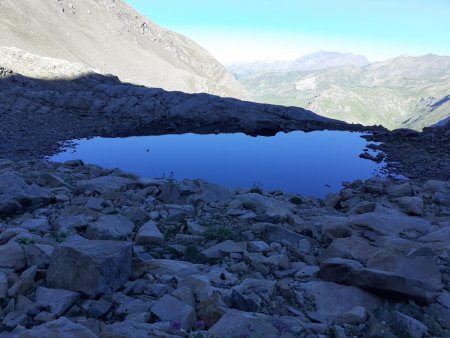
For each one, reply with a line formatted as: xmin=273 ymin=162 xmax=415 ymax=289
xmin=0 ymin=158 xmax=449 ymax=337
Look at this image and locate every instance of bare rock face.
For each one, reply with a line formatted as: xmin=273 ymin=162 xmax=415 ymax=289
xmin=0 ymin=0 xmax=246 ymax=98
xmin=46 ymin=240 xmax=133 ymax=297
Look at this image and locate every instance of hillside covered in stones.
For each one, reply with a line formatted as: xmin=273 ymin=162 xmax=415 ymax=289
xmin=0 ymin=0 xmax=246 ymax=98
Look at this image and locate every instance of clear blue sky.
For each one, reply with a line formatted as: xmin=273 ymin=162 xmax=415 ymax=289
xmin=125 ymin=0 xmax=450 ymax=63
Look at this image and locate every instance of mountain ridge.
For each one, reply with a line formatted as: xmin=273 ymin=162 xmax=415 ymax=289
xmin=233 ymin=53 xmax=450 ymax=130
xmin=0 ymin=0 xmax=246 ymax=98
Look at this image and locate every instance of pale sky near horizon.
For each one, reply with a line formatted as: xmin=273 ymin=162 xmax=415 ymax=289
xmin=125 ymin=0 xmax=450 ymax=63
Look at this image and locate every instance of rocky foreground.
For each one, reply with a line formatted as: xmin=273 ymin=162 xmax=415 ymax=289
xmin=0 ymin=158 xmax=449 ymax=337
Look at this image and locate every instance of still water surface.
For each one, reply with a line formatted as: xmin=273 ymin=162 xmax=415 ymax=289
xmin=50 ymin=131 xmax=383 ymax=197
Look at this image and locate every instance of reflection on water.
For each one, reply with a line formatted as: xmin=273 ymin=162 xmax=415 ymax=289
xmin=50 ymin=131 xmax=383 ymax=197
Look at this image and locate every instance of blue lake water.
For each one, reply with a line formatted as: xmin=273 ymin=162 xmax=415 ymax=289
xmin=50 ymin=131 xmax=383 ymax=197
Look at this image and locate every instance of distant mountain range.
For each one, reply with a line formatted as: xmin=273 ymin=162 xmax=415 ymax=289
xmin=228 ymin=51 xmax=370 ymax=78
xmin=229 ymin=52 xmax=450 ymax=130
xmin=0 ymin=0 xmax=246 ymax=98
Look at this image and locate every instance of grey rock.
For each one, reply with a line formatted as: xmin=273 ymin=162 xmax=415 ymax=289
xmin=385 ymin=182 xmax=413 ymax=197
xmin=85 ymin=215 xmax=134 ymax=241
xmin=348 ymin=211 xmax=431 ymax=236
xmin=0 ymin=241 xmax=26 ymax=270
xmin=87 ymin=299 xmax=112 ymax=318
xmin=318 ymin=258 xmax=438 ymax=304
xmin=19 ymin=218 xmax=51 ymax=232
xmin=0 ymin=172 xmax=52 ymax=217
xmin=394 ymin=311 xmax=428 ymax=338
xmin=151 ymin=294 xmax=197 ymax=330
xmin=35 ymin=287 xmax=80 ymax=317
xmin=24 ymin=244 xmax=54 ymax=268
xmin=248 ymin=240 xmax=270 ymax=252
xmin=297 ymin=281 xmax=382 ymax=323
xmin=265 ymin=224 xmax=305 ymax=246
xmin=396 ymin=196 xmax=424 ymax=216
xmin=47 ymin=240 xmax=133 ymax=297
xmin=209 ymin=310 xmax=296 ymax=338
xmin=52 ymin=215 xmax=89 ymax=231
xmin=2 ymin=311 xmax=28 ymax=329
xmin=76 ymin=175 xmax=137 ymax=194
xmin=134 ymin=220 xmax=164 ymax=245
xmin=201 ymin=240 xmax=247 ymax=260
xmin=0 ymin=271 xmax=8 ymax=300
xmin=14 ymin=317 xmax=97 ymax=338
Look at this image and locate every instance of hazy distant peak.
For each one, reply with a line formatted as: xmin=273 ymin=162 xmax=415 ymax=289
xmin=227 ymin=51 xmax=370 ymax=78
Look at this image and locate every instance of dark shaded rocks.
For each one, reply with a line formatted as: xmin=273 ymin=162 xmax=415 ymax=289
xmin=318 ymin=257 xmax=440 ymax=304
xmin=151 ymin=294 xmax=197 ymax=330
xmin=14 ymin=317 xmax=97 ymax=338
xmin=47 ymin=240 xmax=133 ymax=297
xmin=0 ymin=172 xmax=52 ymax=217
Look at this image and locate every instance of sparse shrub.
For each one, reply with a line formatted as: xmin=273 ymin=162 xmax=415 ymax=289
xmin=204 ymin=226 xmax=242 ymax=241
xmin=16 ymin=237 xmax=36 ymax=245
xmin=184 ymin=245 xmax=201 ymax=263
xmin=289 ymin=196 xmax=303 ymax=205
xmin=248 ymin=181 xmax=263 ymax=194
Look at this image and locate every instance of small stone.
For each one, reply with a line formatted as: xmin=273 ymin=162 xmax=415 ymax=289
xmin=35 ymin=287 xmax=80 ymax=317
xmin=134 ymin=220 xmax=164 ymax=245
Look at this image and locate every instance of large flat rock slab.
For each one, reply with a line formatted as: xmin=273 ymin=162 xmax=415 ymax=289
xmin=47 ymin=240 xmax=133 ymax=297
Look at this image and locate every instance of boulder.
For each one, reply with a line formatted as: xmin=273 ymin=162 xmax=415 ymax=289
xmin=19 ymin=218 xmax=51 ymax=232
xmin=47 ymin=240 xmax=133 ymax=297
xmin=151 ymin=294 xmax=197 ymax=330
xmin=35 ymin=287 xmax=80 ymax=317
xmin=0 ymin=271 xmax=8 ymax=300
xmin=236 ymin=193 xmax=293 ymax=220
xmin=187 ymin=180 xmax=233 ymax=205
xmin=394 ymin=311 xmax=428 ymax=338
xmin=0 ymin=241 xmax=26 ymax=270
xmin=348 ymin=212 xmax=431 ymax=236
xmin=319 ymin=236 xmax=378 ymax=263
xmin=24 ymin=244 xmax=54 ymax=268
xmin=133 ymin=259 xmax=202 ymax=279
xmin=264 ymin=224 xmax=305 ymax=246
xmin=15 ymin=317 xmax=97 ymax=338
xmin=134 ymin=220 xmax=164 ymax=245
xmin=0 ymin=171 xmax=52 ymax=217
xmin=208 ymin=310 xmax=296 ymax=338
xmin=231 ymin=278 xmax=276 ymax=312
xmin=367 ymin=255 xmax=442 ymax=291
xmin=419 ymin=227 xmax=450 ymax=242
xmin=396 ymin=196 xmax=424 ymax=216
xmin=385 ymin=182 xmax=413 ymax=197
xmin=76 ymin=175 xmax=137 ymax=194
xmin=103 ymin=321 xmax=178 ymax=338
xmin=318 ymin=258 xmax=437 ymax=304
xmin=85 ymin=215 xmax=134 ymax=241
xmin=200 ymin=240 xmax=247 ymax=261
xmin=296 ymin=281 xmax=382 ymax=323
